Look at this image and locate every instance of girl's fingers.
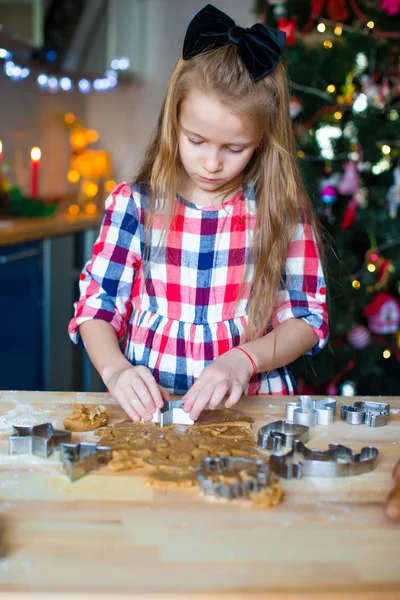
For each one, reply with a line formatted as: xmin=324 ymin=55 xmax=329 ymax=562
xmin=139 ymin=370 xmax=165 ymax=409
xmin=189 ymin=385 xmax=214 ymax=420
xmin=182 ymin=379 xmax=203 ymax=413
xmin=129 ymin=375 xmax=158 ymax=416
xmin=224 ymin=382 xmax=245 ymax=409
xmin=208 ymin=380 xmax=230 ymax=410
xmin=117 ymin=391 xmax=141 ymax=422
xmin=158 ymin=385 xmax=172 ymax=402
xmin=123 ymin=385 xmax=153 ymax=421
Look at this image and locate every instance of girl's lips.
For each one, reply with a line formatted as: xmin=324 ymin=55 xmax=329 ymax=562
xmin=199 ymin=175 xmax=220 ymax=182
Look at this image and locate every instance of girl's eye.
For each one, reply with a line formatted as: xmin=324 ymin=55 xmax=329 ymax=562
xmin=188 ymin=139 xmax=203 ymax=146
xmin=228 ymin=148 xmax=244 ymax=154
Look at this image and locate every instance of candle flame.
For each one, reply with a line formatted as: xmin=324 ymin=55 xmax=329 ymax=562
xmin=0 ymin=140 xmax=2 ymax=153
xmin=31 ymin=146 xmax=41 ymax=162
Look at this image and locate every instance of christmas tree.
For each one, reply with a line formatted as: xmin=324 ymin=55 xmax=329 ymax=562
xmin=255 ymin=0 xmax=400 ymax=396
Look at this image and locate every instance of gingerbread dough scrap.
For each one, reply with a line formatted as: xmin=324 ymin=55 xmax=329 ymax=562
xmin=64 ymin=403 xmax=108 ymax=432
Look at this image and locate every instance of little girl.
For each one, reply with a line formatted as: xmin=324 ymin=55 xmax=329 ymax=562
xmin=69 ymin=4 xmax=329 ymax=423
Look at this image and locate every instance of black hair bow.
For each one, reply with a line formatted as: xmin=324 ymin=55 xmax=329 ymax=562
xmin=182 ymin=4 xmax=286 ymax=82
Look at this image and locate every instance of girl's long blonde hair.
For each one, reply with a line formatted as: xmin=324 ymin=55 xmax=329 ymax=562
xmin=135 ymin=45 xmax=322 ymax=342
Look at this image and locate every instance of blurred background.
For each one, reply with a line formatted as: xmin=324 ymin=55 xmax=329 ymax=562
xmin=0 ymin=0 xmax=399 ymax=396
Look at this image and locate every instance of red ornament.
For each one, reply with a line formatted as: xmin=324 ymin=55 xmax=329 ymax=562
xmin=327 ymin=0 xmax=348 ymax=21
xmin=363 ymin=293 xmax=400 ymax=334
xmin=311 ymin=0 xmax=325 ymax=17
xmin=340 ymin=199 xmax=358 ymax=229
xmin=347 ymin=326 xmax=372 ymax=350
xmin=380 ymin=0 xmax=400 ymax=16
xmin=277 ymin=16 xmax=297 ymax=45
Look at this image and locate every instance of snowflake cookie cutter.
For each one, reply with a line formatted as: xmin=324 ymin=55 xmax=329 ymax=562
xmin=257 ymin=420 xmax=309 ymax=452
xmin=60 ymin=442 xmax=113 ymax=482
xmin=269 ymin=440 xmax=379 ymax=479
xmin=196 ymin=456 xmax=273 ymax=500
xmin=340 ymin=401 xmax=390 ymax=428
xmin=8 ymin=423 xmax=71 ymax=458
xmin=285 ymin=396 xmax=337 ymax=427
xmin=151 ymin=400 xmax=194 ymax=427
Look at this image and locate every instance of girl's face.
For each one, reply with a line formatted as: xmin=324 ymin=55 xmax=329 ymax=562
xmin=178 ymin=90 xmax=259 ymax=195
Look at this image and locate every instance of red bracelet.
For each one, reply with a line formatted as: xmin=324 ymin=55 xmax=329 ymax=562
xmin=233 ymin=346 xmax=258 ymax=378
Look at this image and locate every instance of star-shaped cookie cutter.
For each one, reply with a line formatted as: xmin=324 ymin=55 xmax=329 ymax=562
xmin=270 ymin=440 xmax=379 ymax=479
xmin=60 ymin=442 xmax=113 ymax=482
xmin=151 ymin=400 xmax=194 ymax=427
xmin=285 ymin=396 xmax=337 ymax=427
xmin=257 ymin=420 xmax=309 ymax=452
xmin=8 ymin=423 xmax=71 ymax=458
xmin=340 ymin=401 xmax=390 ymax=427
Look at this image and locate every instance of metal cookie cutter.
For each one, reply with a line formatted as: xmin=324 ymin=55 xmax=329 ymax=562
xmin=257 ymin=420 xmax=309 ymax=452
xmin=270 ymin=440 xmax=379 ymax=479
xmin=340 ymin=401 xmax=390 ymax=428
xmin=285 ymin=396 xmax=337 ymax=427
xmin=151 ymin=400 xmax=194 ymax=427
xmin=60 ymin=442 xmax=113 ymax=482
xmin=8 ymin=423 xmax=71 ymax=458
xmin=196 ymin=456 xmax=272 ymax=500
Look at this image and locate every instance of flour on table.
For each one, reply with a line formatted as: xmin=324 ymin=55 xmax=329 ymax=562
xmin=0 ymin=400 xmax=54 ymax=434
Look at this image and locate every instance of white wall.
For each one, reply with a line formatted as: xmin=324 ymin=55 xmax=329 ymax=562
xmin=87 ymin=0 xmax=255 ymax=182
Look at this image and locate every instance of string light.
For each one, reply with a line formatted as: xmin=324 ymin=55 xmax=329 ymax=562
xmin=297 ymin=150 xmax=305 ymax=158
xmin=383 ymin=349 xmax=391 ymax=359
xmin=352 ymin=280 xmax=361 ymax=289
xmin=1 ymin=47 xmax=129 ymax=94
xmin=68 ymin=204 xmax=80 ymax=215
xmin=105 ymin=180 xmax=117 ymax=193
xmin=323 ymin=40 xmax=333 ymax=48
xmin=327 ymin=84 xmax=336 ymax=93
xmin=67 ymin=170 xmax=80 ymax=183
xmin=381 ymin=144 xmax=391 ymax=155
xmin=317 ymin=22 xmax=326 ymax=32
xmin=85 ymin=202 xmax=97 ymax=216
xmin=389 ymin=110 xmax=399 ymax=121
xmin=334 ymin=25 xmax=343 ymax=36
xmin=367 ymin=263 xmax=376 ymax=272
xmin=366 ymin=21 xmax=375 ymax=29
xmin=83 ymin=181 xmax=99 ymax=198
xmin=64 ymin=112 xmax=75 ymax=124
xmin=334 ymin=111 xmax=343 ymax=120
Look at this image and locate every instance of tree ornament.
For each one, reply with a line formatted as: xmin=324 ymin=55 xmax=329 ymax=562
xmin=289 ymin=97 xmax=303 ymax=119
xmin=363 ymin=293 xmax=400 ymax=334
xmin=387 ymin=165 xmax=400 ymax=219
xmin=379 ymin=0 xmax=400 ymax=16
xmin=277 ymin=16 xmax=297 ymax=45
xmin=339 ymin=161 xmax=359 ymax=195
xmin=347 ymin=325 xmax=372 ymax=349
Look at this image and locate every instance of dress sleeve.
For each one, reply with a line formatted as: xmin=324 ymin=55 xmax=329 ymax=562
xmin=271 ymin=220 xmax=329 ymax=354
xmin=68 ymin=182 xmax=142 ymax=348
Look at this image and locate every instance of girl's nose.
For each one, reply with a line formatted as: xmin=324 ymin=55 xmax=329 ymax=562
xmin=204 ymin=150 xmax=223 ymax=173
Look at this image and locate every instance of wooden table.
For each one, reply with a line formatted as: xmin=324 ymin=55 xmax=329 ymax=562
xmin=0 ymin=211 xmax=102 ymax=247
xmin=0 ymin=392 xmax=399 ymax=599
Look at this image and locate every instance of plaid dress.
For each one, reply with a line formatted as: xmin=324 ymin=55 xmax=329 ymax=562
xmin=69 ymin=182 xmax=328 ymax=395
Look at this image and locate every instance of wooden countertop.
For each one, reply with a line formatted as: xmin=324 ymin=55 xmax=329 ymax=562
xmin=0 ymin=391 xmax=399 ymax=599
xmin=0 ymin=211 xmax=102 ymax=247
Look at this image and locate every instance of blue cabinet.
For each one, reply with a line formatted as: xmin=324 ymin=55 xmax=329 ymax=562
xmin=0 ymin=242 xmax=43 ymax=390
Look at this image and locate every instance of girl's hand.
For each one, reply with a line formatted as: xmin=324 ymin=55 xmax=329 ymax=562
xmin=182 ymin=348 xmax=254 ymax=420
xmin=105 ymin=365 xmax=171 ymax=422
